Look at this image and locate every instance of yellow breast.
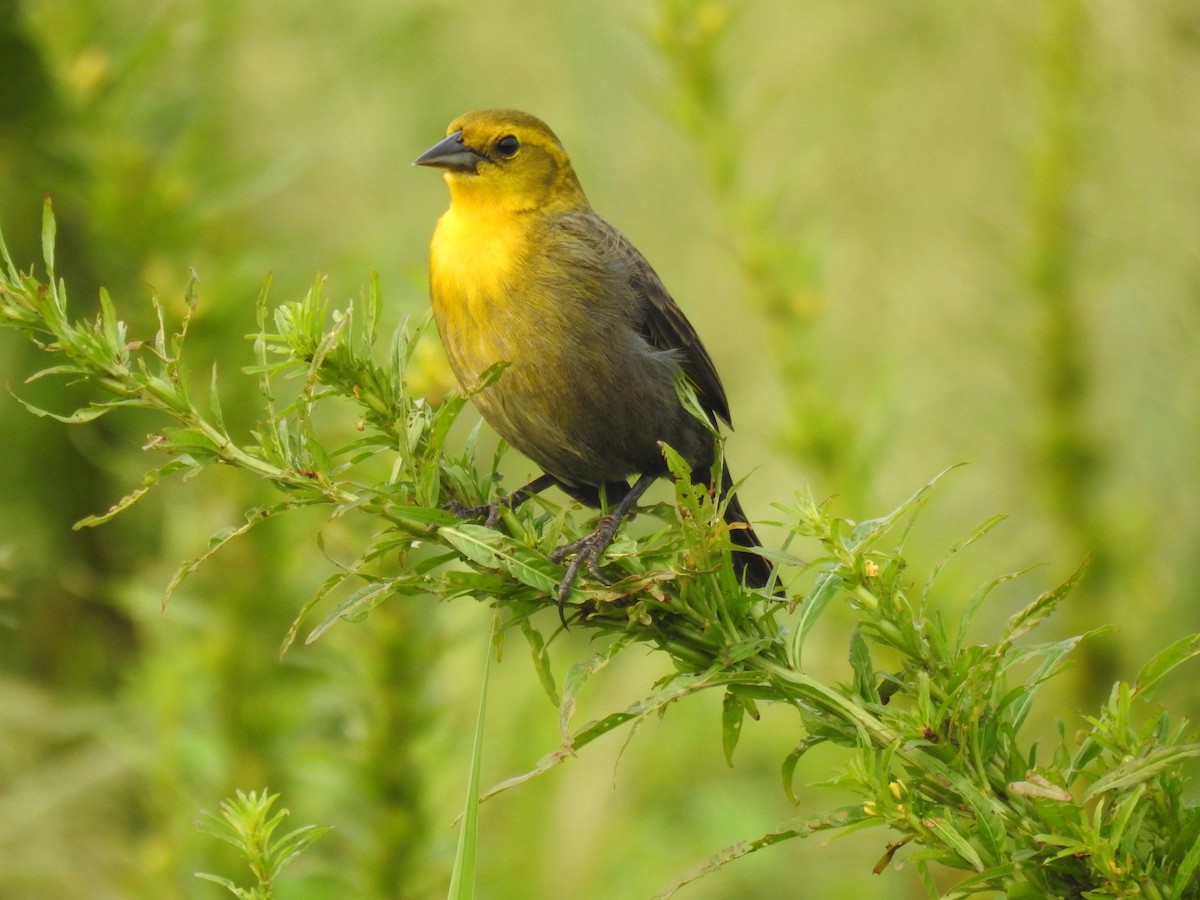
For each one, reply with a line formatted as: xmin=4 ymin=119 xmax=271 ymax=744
xmin=432 ymin=202 xmax=523 ymax=291
xmin=428 ymin=203 xmax=531 ymax=386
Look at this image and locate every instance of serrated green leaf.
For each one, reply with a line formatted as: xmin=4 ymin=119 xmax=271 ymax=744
xmin=163 ymin=503 xmax=292 ymax=609
xmin=559 ymin=638 xmax=633 ymax=746
xmin=73 ymin=486 xmax=152 ymax=529
xmin=440 ymin=524 xmax=559 ymax=594
xmin=660 ymin=441 xmax=693 ymax=486
xmin=519 ymin=618 xmax=559 ymax=707
xmin=956 ymin=564 xmax=1041 ymax=653
xmin=22 ymin=363 xmax=92 ymax=381
xmin=10 ymin=393 xmax=132 ymax=423
xmin=650 ymin=807 xmax=866 ymax=899
xmin=481 ymin=667 xmax=737 ymax=805
xmin=1001 ymin=559 xmax=1088 ymax=646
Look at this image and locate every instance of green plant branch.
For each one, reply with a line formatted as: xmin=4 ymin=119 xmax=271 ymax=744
xmin=4 ymin=203 xmax=1200 ymax=898
xmin=195 ymin=788 xmax=330 ymax=900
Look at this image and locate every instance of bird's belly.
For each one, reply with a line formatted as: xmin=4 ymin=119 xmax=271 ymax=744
xmin=448 ymin=325 xmax=704 ymax=487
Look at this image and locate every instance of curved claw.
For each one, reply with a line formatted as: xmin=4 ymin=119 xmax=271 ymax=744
xmin=550 ymin=515 xmax=622 ymax=628
xmin=546 ymin=473 xmax=658 ymax=630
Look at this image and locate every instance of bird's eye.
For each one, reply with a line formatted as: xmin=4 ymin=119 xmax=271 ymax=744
xmin=495 ymin=135 xmax=520 ymax=158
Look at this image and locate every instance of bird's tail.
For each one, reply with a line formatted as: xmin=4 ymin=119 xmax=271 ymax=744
xmin=718 ymin=465 xmax=774 ymax=589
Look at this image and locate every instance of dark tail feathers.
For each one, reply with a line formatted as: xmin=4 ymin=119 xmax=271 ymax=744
xmin=719 ymin=466 xmax=774 ymax=589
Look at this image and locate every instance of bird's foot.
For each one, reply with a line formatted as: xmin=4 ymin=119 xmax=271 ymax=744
xmin=443 ymin=500 xmax=504 ymax=529
xmin=444 ymin=474 xmax=558 ymax=530
xmin=549 ymin=513 xmax=622 ymax=627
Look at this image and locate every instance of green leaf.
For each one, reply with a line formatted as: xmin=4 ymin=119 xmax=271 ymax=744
xmin=649 ymin=807 xmax=868 ymax=899
xmin=0 ymin=217 xmax=17 ymax=278
xmin=922 ymin=513 xmax=1007 ymax=602
xmin=10 ymin=393 xmax=134 ymax=424
xmin=266 ymin=823 xmax=333 ymax=876
xmin=848 ymin=465 xmax=961 ymax=550
xmin=41 ymin=195 xmax=55 ymax=276
xmin=956 ymin=564 xmax=1040 ymax=653
xmin=518 ymin=618 xmax=559 ymax=707
xmin=448 ymin=616 xmax=495 ymax=900
xmin=1170 ymin=824 xmax=1200 ymax=899
xmin=481 ymin=667 xmax=737 ymax=804
xmin=98 ymin=286 xmax=122 ymax=352
xmin=721 ymin=689 xmax=744 ymax=766
xmin=791 ymin=569 xmax=843 ymax=665
xmin=387 ymin=505 xmax=459 ymax=529
xmin=209 ymin=362 xmax=227 ymax=432
xmin=848 ymin=628 xmax=878 ymax=703
xmin=305 ymin=578 xmax=415 ymax=644
xmin=73 ymin=486 xmax=152 ymax=529
xmin=1135 ymin=632 xmax=1200 ymax=698
xmin=1108 ymin=783 xmax=1147 ymax=858
xmin=961 ymin=789 xmax=1009 ymax=868
xmin=1083 ymin=744 xmax=1200 ymax=800
xmin=192 ymin=873 xmax=243 ymax=895
xmin=780 ymin=737 xmax=822 ymax=806
xmin=926 ymin=818 xmax=985 ymax=871
xmin=558 ymin=638 xmax=633 ymax=746
xmin=22 ymin=363 xmax=92 ymax=381
xmin=163 ymin=503 xmax=293 ymax=609
xmin=1001 ymin=558 xmax=1088 ymax=646
xmin=659 ymin=439 xmax=693 ymax=486
xmin=440 ymin=524 xmax=560 ymax=594
xmin=1001 ymin=632 xmax=1091 ymax=732
xmin=281 ymin=568 xmax=355 ymax=658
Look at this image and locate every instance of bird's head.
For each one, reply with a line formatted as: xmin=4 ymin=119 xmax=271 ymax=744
xmin=415 ymin=109 xmax=587 ymax=214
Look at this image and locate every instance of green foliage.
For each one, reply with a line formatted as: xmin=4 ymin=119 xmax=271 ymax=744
xmin=3 ymin=3 xmax=1198 ymax=898
xmin=195 ymin=788 xmax=330 ymax=899
xmin=4 ymin=206 xmax=1199 ymax=898
xmin=447 ymin=615 xmax=499 ymax=900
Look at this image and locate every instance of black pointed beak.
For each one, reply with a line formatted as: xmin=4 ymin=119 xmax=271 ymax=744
xmin=413 ymin=130 xmax=485 ymax=174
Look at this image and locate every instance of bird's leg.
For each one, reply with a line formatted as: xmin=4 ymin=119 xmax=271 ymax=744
xmin=444 ymin=472 xmax=558 ymax=528
xmin=550 ymin=472 xmax=656 ymax=625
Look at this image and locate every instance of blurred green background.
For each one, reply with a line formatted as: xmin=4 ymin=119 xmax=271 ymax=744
xmin=2 ymin=0 xmax=1199 ymax=897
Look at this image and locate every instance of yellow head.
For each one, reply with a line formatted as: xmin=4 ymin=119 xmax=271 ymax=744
xmin=414 ymin=109 xmax=587 ymax=214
